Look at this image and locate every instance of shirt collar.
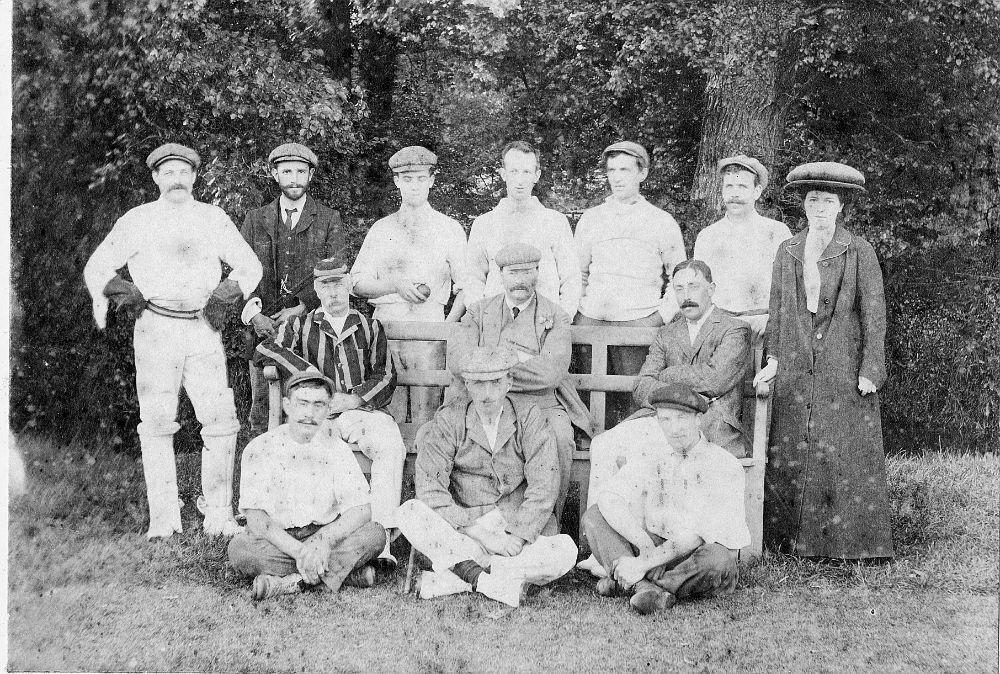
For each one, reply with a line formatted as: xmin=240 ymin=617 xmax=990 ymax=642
xmin=504 ymin=293 xmax=536 ymax=314
xmin=279 ymin=193 xmax=307 ymax=214
xmin=687 ymin=304 xmax=715 ymax=330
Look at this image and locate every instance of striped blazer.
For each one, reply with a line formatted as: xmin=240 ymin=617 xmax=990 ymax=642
xmin=255 ymin=308 xmax=396 ymax=410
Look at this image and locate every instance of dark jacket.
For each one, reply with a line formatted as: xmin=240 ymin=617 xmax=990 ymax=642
xmin=239 ymin=195 xmax=343 ymax=314
xmin=762 ymin=225 xmax=893 ymax=559
xmin=632 ymin=307 xmax=751 ymax=457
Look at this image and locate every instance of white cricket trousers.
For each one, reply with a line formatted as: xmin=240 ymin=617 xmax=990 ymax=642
xmin=397 ymin=499 xmax=577 ymax=586
xmin=133 ymin=312 xmax=240 ymax=538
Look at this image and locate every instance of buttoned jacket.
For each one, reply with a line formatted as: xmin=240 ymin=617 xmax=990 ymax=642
xmin=239 ymin=195 xmax=343 ymax=314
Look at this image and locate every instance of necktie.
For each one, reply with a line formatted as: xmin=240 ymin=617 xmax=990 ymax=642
xmin=284 ymin=207 xmax=298 ymax=229
xmin=511 ymin=306 xmax=520 ymax=320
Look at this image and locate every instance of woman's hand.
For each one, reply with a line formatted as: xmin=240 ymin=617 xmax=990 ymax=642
xmin=753 ymin=359 xmax=778 ymax=387
xmin=858 ymin=376 xmax=877 ymax=396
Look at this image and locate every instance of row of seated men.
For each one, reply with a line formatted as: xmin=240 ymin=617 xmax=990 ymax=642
xmin=233 ymin=243 xmax=751 ymax=616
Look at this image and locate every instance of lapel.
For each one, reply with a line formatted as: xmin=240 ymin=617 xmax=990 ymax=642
xmin=495 ymin=401 xmax=517 ymax=451
xmin=482 ymin=295 xmax=508 ymax=346
xmin=689 ymin=307 xmax=721 ymax=359
xmin=819 ymin=226 xmax=851 ymax=261
xmin=465 ymin=399 xmax=517 ymax=453
xmin=312 ymin=309 xmax=360 ymax=345
xmin=292 ymin=195 xmax=318 ymax=235
xmin=783 ymin=229 xmax=807 ymax=264
xmin=667 ymin=317 xmax=692 ymax=361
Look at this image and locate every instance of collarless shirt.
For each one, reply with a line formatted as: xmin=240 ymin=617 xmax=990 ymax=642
xmin=323 ymin=312 xmax=349 ymax=335
xmin=575 ymin=195 xmax=685 ymax=322
xmin=477 ymin=407 xmax=505 ymax=450
xmin=238 ymin=424 xmax=371 ymax=529
xmin=693 ymin=212 xmax=791 ymax=313
xmin=350 ymin=203 xmax=469 ymax=308
xmin=83 ymin=196 xmax=262 ymax=328
xmin=602 ymin=427 xmax=751 ymax=550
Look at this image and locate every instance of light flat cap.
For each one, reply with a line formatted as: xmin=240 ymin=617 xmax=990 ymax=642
xmin=285 ymin=370 xmax=334 ymax=395
xmin=495 ymin=243 xmax=542 ymax=270
xmin=785 ymin=161 xmax=866 ymax=193
xmin=649 ymin=383 xmax=709 ymax=414
xmin=313 ymin=254 xmax=350 ymax=282
xmin=389 ymin=146 xmax=437 ymax=172
xmin=461 ymin=346 xmax=519 ymax=381
xmin=718 ymin=154 xmax=769 ymax=191
xmin=601 ymin=141 xmax=650 ymax=169
xmin=146 ymin=143 xmax=201 ymax=170
xmin=269 ymin=143 xmax=319 ymax=168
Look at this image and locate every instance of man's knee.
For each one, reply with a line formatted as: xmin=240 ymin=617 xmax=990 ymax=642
xmin=227 ymin=532 xmax=261 ymax=576
xmin=395 ymin=499 xmax=431 ymax=532
xmin=696 ymin=542 xmax=738 ymax=572
xmin=199 ymin=388 xmax=240 ymax=437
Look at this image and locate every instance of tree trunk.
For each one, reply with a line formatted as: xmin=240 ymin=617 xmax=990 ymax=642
xmin=690 ymin=0 xmax=801 ymax=227
xmin=314 ymin=0 xmax=352 ymax=81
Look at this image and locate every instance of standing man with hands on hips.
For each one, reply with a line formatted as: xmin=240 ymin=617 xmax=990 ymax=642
xmin=84 ymin=142 xmax=262 ymax=539
xmin=239 ymin=142 xmax=343 ymax=438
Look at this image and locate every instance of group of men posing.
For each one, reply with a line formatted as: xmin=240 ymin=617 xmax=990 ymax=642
xmin=84 ymin=138 xmax=790 ymax=615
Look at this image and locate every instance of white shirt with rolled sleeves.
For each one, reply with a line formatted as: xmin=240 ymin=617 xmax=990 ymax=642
xmin=83 ymin=197 xmax=263 ymax=328
xmin=238 ymin=425 xmax=371 ymax=530
xmin=465 ymin=197 xmax=582 ymax=317
xmin=693 ymin=213 xmax=791 ymax=315
xmin=350 ymin=204 xmax=469 ymax=310
xmin=602 ymin=432 xmax=751 ymax=550
xmin=575 ymin=195 xmax=686 ymax=323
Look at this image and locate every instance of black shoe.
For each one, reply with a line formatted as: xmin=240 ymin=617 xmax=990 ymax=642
xmin=343 ymin=564 xmax=376 ymax=588
xmin=629 ymin=583 xmax=676 ymax=615
xmin=596 ymin=576 xmax=624 ymax=597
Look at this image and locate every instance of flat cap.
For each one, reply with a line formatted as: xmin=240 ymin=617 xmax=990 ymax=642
xmin=269 ymin=142 xmax=319 ymax=168
xmin=495 ymin=243 xmax=542 ymax=269
xmin=461 ymin=346 xmax=519 ymax=381
xmin=313 ymin=254 xmax=350 ymax=282
xmin=718 ymin=154 xmax=769 ymax=191
xmin=146 ymin=143 xmax=200 ymax=170
xmin=601 ymin=141 xmax=650 ymax=169
xmin=649 ymin=383 xmax=708 ymax=414
xmin=285 ymin=370 xmax=334 ymax=395
xmin=389 ymin=146 xmax=437 ymax=172
xmin=785 ymin=161 xmax=866 ymax=193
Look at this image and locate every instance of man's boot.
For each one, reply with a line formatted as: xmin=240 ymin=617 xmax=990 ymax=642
xmin=139 ymin=434 xmax=182 ymax=539
xmin=200 ymin=433 xmax=242 ymax=537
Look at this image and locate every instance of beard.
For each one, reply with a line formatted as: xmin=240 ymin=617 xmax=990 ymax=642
xmin=280 ymin=183 xmax=308 ymax=201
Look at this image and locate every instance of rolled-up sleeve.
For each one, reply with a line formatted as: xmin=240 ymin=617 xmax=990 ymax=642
xmin=217 ymin=211 xmax=263 ymax=299
xmin=83 ymin=216 xmax=135 ymax=329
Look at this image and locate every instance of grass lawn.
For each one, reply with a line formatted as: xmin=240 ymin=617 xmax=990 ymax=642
xmin=7 ymin=434 xmax=1000 ymax=673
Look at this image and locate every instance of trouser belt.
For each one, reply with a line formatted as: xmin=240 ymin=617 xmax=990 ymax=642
xmin=730 ymin=308 xmax=769 ymax=317
xmin=146 ymin=301 xmax=201 ymax=320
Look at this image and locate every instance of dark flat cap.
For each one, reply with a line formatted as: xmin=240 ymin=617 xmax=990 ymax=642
xmin=601 ymin=141 xmax=650 ymax=169
xmin=495 ymin=243 xmax=542 ymax=269
xmin=649 ymin=383 xmax=709 ymax=414
xmin=146 ymin=143 xmax=201 ymax=170
xmin=269 ymin=143 xmax=319 ymax=168
xmin=718 ymin=154 xmax=769 ymax=191
xmin=285 ymin=370 xmax=334 ymax=395
xmin=785 ymin=161 xmax=866 ymax=193
xmin=313 ymin=254 xmax=350 ymax=281
xmin=389 ymin=146 xmax=437 ymax=172
xmin=461 ymin=346 xmax=519 ymax=381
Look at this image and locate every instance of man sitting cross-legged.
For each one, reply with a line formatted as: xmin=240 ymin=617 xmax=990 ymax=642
xmin=582 ymin=383 xmax=750 ymax=615
xmin=255 ymin=255 xmax=405 ymax=570
xmin=228 ymin=371 xmax=387 ymax=601
xmin=396 ymin=346 xmax=578 ymax=607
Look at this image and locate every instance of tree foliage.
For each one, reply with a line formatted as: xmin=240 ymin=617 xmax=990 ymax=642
xmin=11 ymin=0 xmax=999 ymax=452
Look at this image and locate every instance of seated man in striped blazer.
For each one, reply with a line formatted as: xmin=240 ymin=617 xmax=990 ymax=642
xmin=255 ymin=254 xmax=405 ymax=571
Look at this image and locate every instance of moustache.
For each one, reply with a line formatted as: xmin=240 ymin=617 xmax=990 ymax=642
xmin=681 ymin=301 xmax=699 ymax=309
xmin=297 ymin=419 xmax=319 ymax=426
xmin=170 ymin=184 xmax=188 ymax=191
xmin=511 ymin=285 xmax=531 ymax=292
xmin=725 ymin=198 xmax=747 ymax=204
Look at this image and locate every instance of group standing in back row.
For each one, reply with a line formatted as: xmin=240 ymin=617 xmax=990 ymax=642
xmin=83 ymin=137 xmax=892 ymax=615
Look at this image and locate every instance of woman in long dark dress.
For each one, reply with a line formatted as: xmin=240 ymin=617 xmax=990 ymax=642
xmin=754 ymin=162 xmax=894 ymax=560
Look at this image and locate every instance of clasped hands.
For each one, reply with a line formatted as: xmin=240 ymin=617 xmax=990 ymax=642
xmin=250 ymin=302 xmax=307 ymax=339
xmin=463 ymin=509 xmax=525 ymax=557
xmin=294 ymin=536 xmax=331 ymax=585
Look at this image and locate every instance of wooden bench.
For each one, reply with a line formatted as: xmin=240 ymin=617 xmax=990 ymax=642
xmin=266 ymin=320 xmax=771 ymax=558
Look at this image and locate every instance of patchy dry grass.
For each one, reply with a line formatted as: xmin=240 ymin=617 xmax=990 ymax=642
xmin=7 ymin=435 xmax=999 ymax=672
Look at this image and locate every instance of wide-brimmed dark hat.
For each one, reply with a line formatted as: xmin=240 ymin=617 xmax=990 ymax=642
xmin=785 ymin=162 xmax=867 ymax=194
